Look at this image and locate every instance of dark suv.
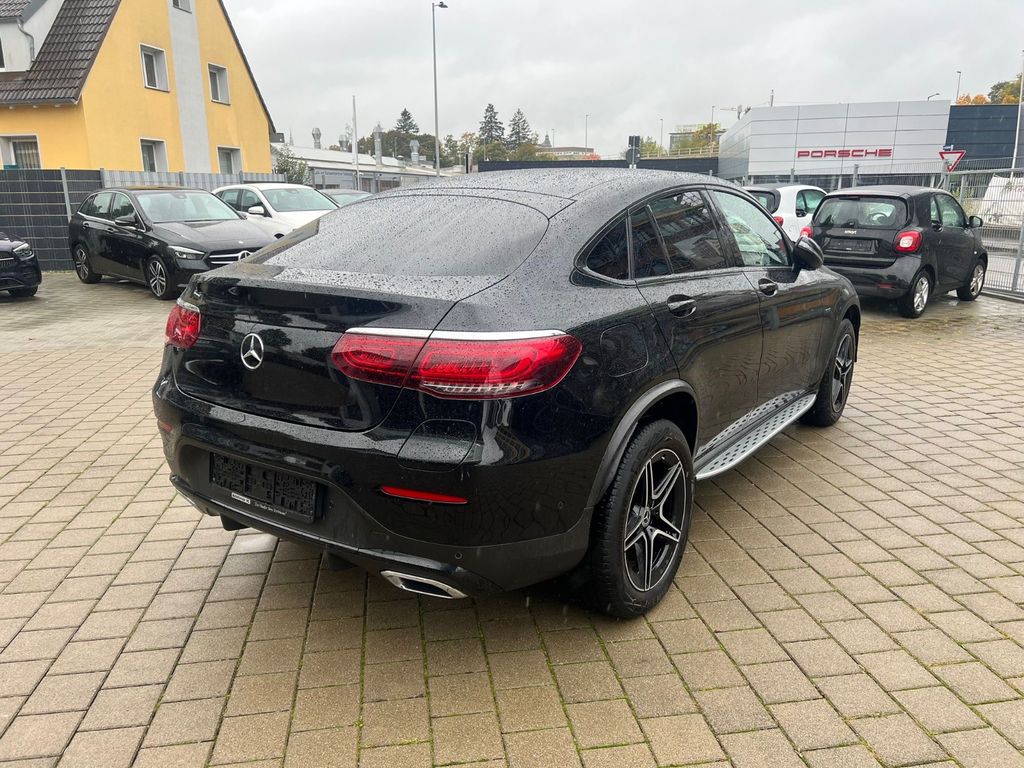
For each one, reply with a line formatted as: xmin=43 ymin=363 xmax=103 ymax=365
xmin=154 ymin=169 xmax=860 ymax=616
xmin=805 ymin=186 xmax=987 ymax=318
xmin=0 ymin=232 xmax=42 ymax=298
xmin=68 ymin=187 xmax=275 ymax=299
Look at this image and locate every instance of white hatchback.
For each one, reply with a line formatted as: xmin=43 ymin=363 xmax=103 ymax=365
xmin=745 ymin=185 xmax=826 ymax=242
xmin=213 ymin=183 xmax=338 ymax=237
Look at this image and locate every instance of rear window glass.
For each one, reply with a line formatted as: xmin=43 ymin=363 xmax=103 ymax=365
xmin=749 ymin=191 xmax=777 ymax=212
xmin=814 ymin=197 xmax=908 ymax=229
xmin=256 ymin=195 xmax=549 ymax=277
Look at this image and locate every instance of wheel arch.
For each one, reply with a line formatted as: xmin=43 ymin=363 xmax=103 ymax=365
xmin=585 ymin=380 xmax=699 ymax=509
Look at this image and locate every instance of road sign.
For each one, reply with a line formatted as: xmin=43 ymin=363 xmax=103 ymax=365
xmin=940 ymin=149 xmax=966 ymax=172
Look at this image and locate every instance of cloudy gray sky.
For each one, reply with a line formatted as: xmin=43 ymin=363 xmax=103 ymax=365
xmin=224 ymin=0 xmax=1024 ymax=157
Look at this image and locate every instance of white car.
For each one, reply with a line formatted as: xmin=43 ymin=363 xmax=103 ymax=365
xmin=745 ymin=184 xmax=826 ymax=242
xmin=213 ymin=183 xmax=338 ymax=237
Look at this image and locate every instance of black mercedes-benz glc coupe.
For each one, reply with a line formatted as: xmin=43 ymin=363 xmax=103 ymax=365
xmin=154 ymin=169 xmax=861 ymax=616
xmin=68 ymin=187 xmax=275 ymax=300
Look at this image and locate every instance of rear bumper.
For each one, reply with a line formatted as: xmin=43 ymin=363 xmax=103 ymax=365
xmin=153 ymin=371 xmax=599 ymax=596
xmin=825 ymin=256 xmax=919 ymax=299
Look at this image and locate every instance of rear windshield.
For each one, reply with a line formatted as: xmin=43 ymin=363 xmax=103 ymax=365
xmin=814 ymin=197 xmax=908 ymax=229
xmin=263 ymin=187 xmax=337 ymax=213
xmin=749 ymin=191 xmax=778 ymax=213
xmin=255 ymin=195 xmax=549 ymax=276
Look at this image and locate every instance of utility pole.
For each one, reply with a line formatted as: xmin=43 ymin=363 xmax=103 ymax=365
xmin=1013 ymin=50 xmax=1024 ymax=172
xmin=352 ymin=95 xmax=360 ymax=191
xmin=585 ymin=114 xmax=589 ymax=150
xmin=659 ymin=118 xmax=664 ymax=157
xmin=431 ymin=2 xmax=447 ymax=176
xmin=955 ymin=70 xmax=962 ymax=103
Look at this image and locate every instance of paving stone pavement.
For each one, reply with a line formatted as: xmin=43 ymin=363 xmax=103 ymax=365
xmin=1 ymin=273 xmax=1024 ymax=767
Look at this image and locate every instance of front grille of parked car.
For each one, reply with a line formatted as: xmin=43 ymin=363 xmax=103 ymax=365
xmin=208 ymin=251 xmax=250 ymax=266
xmin=0 ymin=257 xmax=15 ymax=268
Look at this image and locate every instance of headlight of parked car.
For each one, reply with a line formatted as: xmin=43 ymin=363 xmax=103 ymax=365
xmin=13 ymin=243 xmax=35 ymax=261
xmin=169 ymin=246 xmax=206 ymax=260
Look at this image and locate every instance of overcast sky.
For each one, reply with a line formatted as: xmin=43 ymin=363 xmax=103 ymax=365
xmin=224 ymin=0 xmax=1024 ymax=158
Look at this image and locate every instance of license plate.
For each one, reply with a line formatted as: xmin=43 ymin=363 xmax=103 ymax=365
xmin=826 ymin=238 xmax=875 ymax=254
xmin=209 ymin=453 xmax=319 ymax=523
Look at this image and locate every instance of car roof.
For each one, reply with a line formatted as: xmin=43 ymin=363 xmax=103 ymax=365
xmin=745 ymin=184 xmax=819 ymax=193
xmin=393 ymin=168 xmax=735 ymax=204
xmin=221 ymin=182 xmax=312 ymax=190
xmin=825 ymin=185 xmax=938 ymax=198
xmin=91 ymin=186 xmax=191 ymax=193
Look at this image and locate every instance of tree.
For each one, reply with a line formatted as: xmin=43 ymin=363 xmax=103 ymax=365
xmin=271 ymin=145 xmax=308 ymax=184
xmin=478 ymin=104 xmax=505 ymax=146
xmin=988 ymin=74 xmax=1021 ymax=104
xmin=957 ymin=94 xmax=990 ymax=105
xmin=507 ymin=108 xmax=532 ymax=151
xmin=395 ymin=108 xmax=419 ymax=134
xmin=442 ymin=134 xmax=460 ymax=167
xmin=640 ymin=136 xmax=663 ymax=157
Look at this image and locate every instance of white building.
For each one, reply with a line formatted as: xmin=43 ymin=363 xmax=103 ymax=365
xmin=719 ymin=100 xmax=951 ymax=186
xmin=275 ymin=144 xmax=460 ymax=192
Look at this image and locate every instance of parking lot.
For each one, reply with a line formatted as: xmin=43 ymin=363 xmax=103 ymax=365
xmin=1 ymin=274 xmax=1023 ymax=767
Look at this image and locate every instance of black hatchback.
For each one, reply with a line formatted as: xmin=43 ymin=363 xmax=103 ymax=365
xmin=68 ymin=187 xmax=276 ymax=299
xmin=805 ymin=186 xmax=987 ymax=318
xmin=154 ymin=169 xmax=860 ymax=616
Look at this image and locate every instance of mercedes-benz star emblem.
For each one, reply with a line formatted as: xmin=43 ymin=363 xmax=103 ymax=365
xmin=240 ymin=333 xmax=265 ymax=370
xmin=239 ymin=251 xmax=251 ymax=259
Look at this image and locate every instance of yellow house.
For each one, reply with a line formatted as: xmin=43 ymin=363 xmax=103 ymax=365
xmin=0 ymin=0 xmax=274 ymax=173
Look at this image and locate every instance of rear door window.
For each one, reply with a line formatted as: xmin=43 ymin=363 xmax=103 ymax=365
xmin=585 ymin=219 xmax=629 ymax=280
xmin=630 ymin=207 xmax=671 ymax=279
xmin=258 ymin=195 xmax=550 ymax=277
xmin=749 ymin=190 xmax=777 ymax=212
xmin=814 ymin=197 xmax=908 ymax=229
xmin=648 ymin=191 xmax=728 ymax=273
xmin=797 ymin=189 xmax=824 ymax=216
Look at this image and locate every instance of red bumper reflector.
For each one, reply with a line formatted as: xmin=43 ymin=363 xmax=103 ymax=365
xmin=380 ymin=486 xmax=468 ymax=505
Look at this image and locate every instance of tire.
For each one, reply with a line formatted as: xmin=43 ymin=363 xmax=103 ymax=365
xmin=8 ymin=286 xmax=38 ymax=298
xmin=145 ymin=256 xmax=175 ymax=300
xmin=956 ymin=259 xmax=986 ymax=301
xmin=897 ymin=269 xmax=931 ymax=318
xmin=802 ymin=318 xmax=856 ymax=427
xmin=72 ymin=244 xmax=101 ymax=284
xmin=588 ymin=420 xmax=694 ymax=618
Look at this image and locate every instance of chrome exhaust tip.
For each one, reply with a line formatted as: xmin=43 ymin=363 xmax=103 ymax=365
xmin=380 ymin=571 xmax=468 ymax=600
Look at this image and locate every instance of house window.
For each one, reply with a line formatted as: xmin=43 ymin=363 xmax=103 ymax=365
xmin=0 ymin=39 xmax=6 ymax=69
xmin=172 ymin=0 xmax=191 ymax=10
xmin=217 ymin=147 xmax=241 ymax=174
xmin=208 ymin=65 xmax=229 ymax=104
xmin=140 ymin=45 xmax=168 ymax=91
xmin=1 ymin=137 xmax=41 ymax=169
xmin=140 ymin=139 xmax=167 ymax=172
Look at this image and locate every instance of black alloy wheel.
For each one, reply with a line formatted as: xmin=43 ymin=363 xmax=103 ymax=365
xmin=73 ymin=244 xmax=101 ymax=284
xmin=589 ymin=420 xmax=693 ymax=617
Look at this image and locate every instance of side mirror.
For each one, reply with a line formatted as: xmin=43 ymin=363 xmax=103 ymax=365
xmin=247 ymin=205 xmax=267 ymax=217
xmin=793 ymin=236 xmax=824 ymax=270
xmin=114 ymin=214 xmax=139 ymax=229
xmin=931 ymin=220 xmax=943 ymax=231
xmin=795 ymin=209 xmax=807 ymax=218
xmin=969 ymin=215 xmax=983 ymax=228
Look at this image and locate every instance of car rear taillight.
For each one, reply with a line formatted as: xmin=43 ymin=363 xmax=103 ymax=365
xmin=165 ymin=303 xmax=201 ymax=349
xmin=895 ymin=230 xmax=922 ymax=253
xmin=799 ymin=226 xmax=813 ymax=239
xmin=380 ymin=486 xmax=468 ymax=505
xmin=332 ymin=331 xmax=583 ymax=400
xmin=773 ymin=215 xmax=785 ymax=226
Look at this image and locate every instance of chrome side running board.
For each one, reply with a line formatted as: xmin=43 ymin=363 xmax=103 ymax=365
xmin=694 ymin=393 xmax=817 ymax=481
xmin=380 ymin=571 xmax=468 ymax=600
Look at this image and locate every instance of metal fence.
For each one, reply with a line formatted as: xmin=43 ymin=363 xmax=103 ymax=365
xmin=100 ymin=169 xmax=285 ymax=191
xmin=948 ymin=167 xmax=1024 ymax=297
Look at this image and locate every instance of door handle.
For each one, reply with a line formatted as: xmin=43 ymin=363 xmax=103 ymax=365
xmin=666 ymin=295 xmax=697 ymax=317
xmin=758 ymin=279 xmax=778 ymax=297
xmin=81 ymin=222 xmax=92 ymax=229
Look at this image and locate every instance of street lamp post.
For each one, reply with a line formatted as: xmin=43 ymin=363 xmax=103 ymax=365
xmin=955 ymin=70 xmax=962 ymax=103
xmin=585 ymin=114 xmax=589 ymax=151
xmin=431 ymin=1 xmax=447 ymax=176
xmin=926 ymin=92 xmax=940 ymax=100
xmin=1013 ymin=49 xmax=1024 ymax=172
xmin=659 ymin=118 xmax=664 ymax=157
